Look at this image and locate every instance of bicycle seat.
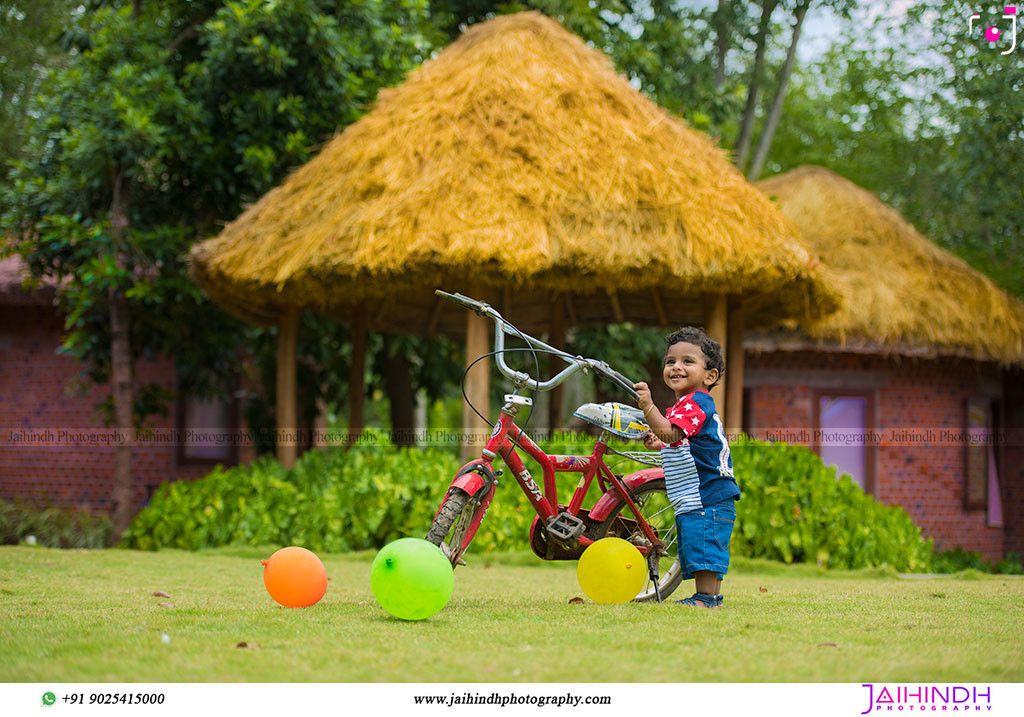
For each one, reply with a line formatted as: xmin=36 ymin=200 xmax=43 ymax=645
xmin=573 ymin=402 xmax=649 ymax=440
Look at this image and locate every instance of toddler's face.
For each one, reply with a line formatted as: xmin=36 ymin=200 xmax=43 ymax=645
xmin=663 ymin=341 xmax=717 ymax=397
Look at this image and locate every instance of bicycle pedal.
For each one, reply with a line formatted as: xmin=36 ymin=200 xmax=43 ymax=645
xmin=545 ymin=511 xmax=585 ymax=541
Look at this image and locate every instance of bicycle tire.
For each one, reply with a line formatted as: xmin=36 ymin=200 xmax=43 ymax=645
xmin=425 ymin=487 xmax=475 ymax=568
xmin=592 ymin=478 xmax=684 ymax=602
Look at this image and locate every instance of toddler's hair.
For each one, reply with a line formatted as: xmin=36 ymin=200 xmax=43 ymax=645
xmin=664 ymin=327 xmax=725 ymax=388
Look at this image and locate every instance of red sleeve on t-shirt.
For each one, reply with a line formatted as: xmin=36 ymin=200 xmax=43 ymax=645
xmin=665 ymin=392 xmax=707 ymax=438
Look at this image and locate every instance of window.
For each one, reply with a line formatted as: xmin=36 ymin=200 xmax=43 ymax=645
xmin=813 ymin=390 xmax=876 ymax=495
xmin=964 ymin=398 xmax=1001 ymax=526
xmin=178 ymin=395 xmax=238 ymax=466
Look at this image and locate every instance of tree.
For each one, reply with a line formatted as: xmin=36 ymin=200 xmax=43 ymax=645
xmin=5 ymin=6 xmax=199 ymax=533
xmin=735 ymin=0 xmax=780 ymax=167
xmin=3 ymin=0 xmax=436 ymax=533
xmin=907 ymin=0 xmax=1024 ymax=298
xmin=764 ymin=27 xmax=936 ymax=193
xmin=764 ymin=3 xmax=1024 ymax=300
xmin=735 ymin=0 xmax=857 ymax=180
xmin=0 ymin=0 xmax=76 ymax=179
xmin=607 ymin=0 xmax=741 ymax=134
xmin=712 ymin=0 xmax=746 ymax=90
xmin=746 ymin=0 xmax=810 ymax=180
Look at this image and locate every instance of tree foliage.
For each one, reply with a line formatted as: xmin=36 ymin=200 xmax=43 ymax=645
xmin=4 ymin=0 xmax=1020 ymax=483
xmin=1 ymin=1 xmax=438 ymax=524
xmin=3 ymin=0 xmax=437 ymax=407
xmin=913 ymin=0 xmax=1024 ymax=299
xmin=0 ymin=0 xmax=78 ymax=179
xmin=764 ymin=2 xmax=1024 ymax=300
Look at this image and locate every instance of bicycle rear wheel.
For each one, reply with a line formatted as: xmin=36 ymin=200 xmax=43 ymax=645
xmin=593 ymin=479 xmax=683 ymax=602
xmin=425 ymin=487 xmax=476 ymax=568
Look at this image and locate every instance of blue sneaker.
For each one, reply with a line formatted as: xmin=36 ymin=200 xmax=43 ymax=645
xmin=675 ymin=592 xmax=720 ymax=608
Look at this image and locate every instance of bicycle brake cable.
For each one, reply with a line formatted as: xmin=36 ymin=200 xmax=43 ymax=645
xmin=459 ymin=346 xmax=570 ymax=453
xmin=497 ymin=314 xmax=543 ymax=437
xmin=460 ymin=346 xmax=547 ymax=430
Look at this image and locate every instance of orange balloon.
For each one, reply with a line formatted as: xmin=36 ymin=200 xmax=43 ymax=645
xmin=261 ymin=546 xmax=327 ymax=608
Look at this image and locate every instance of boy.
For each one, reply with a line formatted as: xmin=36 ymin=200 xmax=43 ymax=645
xmin=633 ymin=327 xmax=739 ymax=608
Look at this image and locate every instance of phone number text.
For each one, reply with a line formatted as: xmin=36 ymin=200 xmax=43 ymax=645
xmin=62 ymin=693 xmax=166 ymax=706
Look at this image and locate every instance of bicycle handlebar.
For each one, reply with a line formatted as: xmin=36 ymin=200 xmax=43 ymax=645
xmin=599 ymin=364 xmax=641 ymax=400
xmin=435 ymin=290 xmax=489 ymax=316
xmin=435 ymin=289 xmax=640 ymax=401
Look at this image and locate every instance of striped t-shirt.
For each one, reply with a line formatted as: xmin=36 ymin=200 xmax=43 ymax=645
xmin=661 ymin=390 xmax=740 ymax=515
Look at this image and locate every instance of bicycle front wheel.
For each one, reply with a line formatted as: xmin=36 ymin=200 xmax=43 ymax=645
xmin=425 ymin=487 xmax=476 ymax=568
xmin=594 ymin=479 xmax=683 ymax=602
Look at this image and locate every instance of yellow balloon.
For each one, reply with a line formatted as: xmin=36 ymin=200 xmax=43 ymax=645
xmin=577 ymin=537 xmax=646 ymax=604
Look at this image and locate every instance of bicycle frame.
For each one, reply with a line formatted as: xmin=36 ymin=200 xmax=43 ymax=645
xmin=441 ymin=397 xmax=665 ymax=563
xmin=431 ymin=290 xmax=668 ymax=568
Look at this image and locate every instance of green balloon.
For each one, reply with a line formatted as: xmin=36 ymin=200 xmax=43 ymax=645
xmin=371 ymin=538 xmax=454 ymax=620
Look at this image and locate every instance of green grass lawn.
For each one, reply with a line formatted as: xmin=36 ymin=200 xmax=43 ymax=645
xmin=1 ymin=545 xmax=1021 ymax=682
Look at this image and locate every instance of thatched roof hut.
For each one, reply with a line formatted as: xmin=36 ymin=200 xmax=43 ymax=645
xmin=756 ymin=166 xmax=1024 ymax=365
xmin=189 ymin=12 xmax=842 ymax=461
xmin=191 ymin=12 xmax=835 ymax=330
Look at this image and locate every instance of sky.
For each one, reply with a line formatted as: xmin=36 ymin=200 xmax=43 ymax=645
xmin=798 ymin=0 xmax=922 ymax=62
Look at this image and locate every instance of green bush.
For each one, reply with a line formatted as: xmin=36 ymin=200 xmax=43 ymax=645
xmin=730 ymin=438 xmax=934 ymax=572
xmin=124 ymin=432 xmax=936 ymax=572
xmin=0 ymin=499 xmax=114 ymax=549
xmin=931 ymin=547 xmax=990 ymax=573
xmin=994 ymin=552 xmax=1024 ymax=575
xmin=122 ymin=438 xmax=459 ymax=552
xmin=931 ymin=547 xmax=1024 ymax=575
xmin=122 ymin=431 xmax=606 ymax=554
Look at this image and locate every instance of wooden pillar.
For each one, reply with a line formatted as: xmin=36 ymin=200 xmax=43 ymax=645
xmin=238 ymin=354 xmax=259 ymax=464
xmin=461 ymin=306 xmax=490 ymax=461
xmin=348 ymin=302 xmax=367 ymax=446
xmin=549 ymin=293 xmax=566 ymax=431
xmin=276 ymin=306 xmax=299 ymax=468
xmin=726 ymin=295 xmax=745 ymax=437
xmin=313 ymin=396 xmax=328 ymax=448
xmin=704 ymin=295 xmax=728 ymax=424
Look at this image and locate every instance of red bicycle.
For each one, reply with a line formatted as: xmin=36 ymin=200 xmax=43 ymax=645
xmin=425 ymin=290 xmax=682 ymax=601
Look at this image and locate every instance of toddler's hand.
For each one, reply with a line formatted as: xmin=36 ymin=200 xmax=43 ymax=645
xmin=643 ymin=430 xmax=663 ymax=450
xmin=633 ymin=382 xmax=653 ymax=415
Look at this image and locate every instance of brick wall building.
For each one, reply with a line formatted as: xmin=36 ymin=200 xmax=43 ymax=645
xmin=749 ymin=167 xmax=1024 ymax=564
xmin=3 ymin=255 xmax=1021 ymax=562
xmin=1000 ymin=372 xmax=1024 ymax=558
xmin=744 ymin=349 xmax=1020 ymax=563
xmin=0 ymin=256 xmax=243 ymax=517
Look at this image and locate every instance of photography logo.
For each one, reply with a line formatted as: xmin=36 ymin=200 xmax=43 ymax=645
xmin=969 ymin=6 xmax=1018 ymax=53
xmin=860 ymin=684 xmax=993 ymax=713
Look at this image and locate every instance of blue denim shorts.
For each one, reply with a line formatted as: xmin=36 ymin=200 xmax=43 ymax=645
xmin=675 ymin=500 xmax=736 ymax=581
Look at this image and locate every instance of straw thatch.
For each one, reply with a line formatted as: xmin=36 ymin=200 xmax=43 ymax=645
xmin=189 ymin=11 xmax=839 ymax=334
xmin=757 ymin=166 xmax=1024 ymax=365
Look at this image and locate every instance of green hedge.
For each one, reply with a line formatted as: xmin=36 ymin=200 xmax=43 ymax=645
xmin=123 ymin=435 xmax=935 ymax=570
xmin=0 ymin=499 xmax=114 ymax=549
xmin=931 ymin=547 xmax=1023 ymax=575
xmin=122 ymin=442 xmax=455 ymax=552
xmin=122 ymin=432 xmax=608 ymax=554
xmin=729 ymin=440 xmax=933 ymax=571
